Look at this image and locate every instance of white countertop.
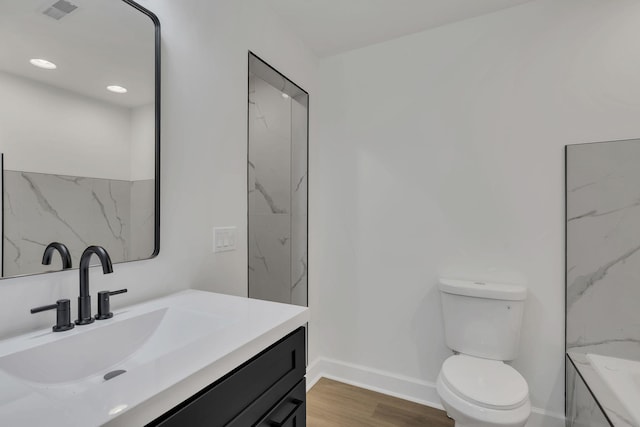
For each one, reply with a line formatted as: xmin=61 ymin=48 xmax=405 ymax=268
xmin=0 ymin=290 xmax=309 ymax=427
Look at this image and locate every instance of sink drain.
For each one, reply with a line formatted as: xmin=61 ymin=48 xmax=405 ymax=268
xmin=104 ymin=370 xmax=126 ymax=381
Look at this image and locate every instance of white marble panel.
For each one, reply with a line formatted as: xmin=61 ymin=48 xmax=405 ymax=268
xmin=248 ymin=214 xmax=291 ymax=304
xmin=291 ymin=214 xmax=307 ymax=307
xmin=130 ymin=179 xmax=155 ymax=260
xmin=568 ymin=353 xmax=634 ymax=426
xmin=88 ymin=178 xmax=130 ymax=262
xmin=290 ymin=98 xmax=308 ymax=307
xmin=2 ymin=171 xmax=155 ymax=277
xmin=291 ymin=98 xmax=308 ymax=218
xmin=566 ymin=356 xmax=612 ymax=427
xmin=566 ymin=139 xmax=640 ymax=359
xmin=248 ymin=71 xmax=307 ymax=307
xmin=248 ymin=76 xmax=291 ymax=215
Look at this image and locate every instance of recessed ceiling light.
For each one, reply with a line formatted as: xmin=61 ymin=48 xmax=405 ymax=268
xmin=282 ymin=93 xmax=290 ymax=99
xmin=30 ymin=58 xmax=57 ymax=70
xmin=107 ymin=85 xmax=127 ymax=94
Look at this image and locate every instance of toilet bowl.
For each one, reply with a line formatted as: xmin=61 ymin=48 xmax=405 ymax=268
xmin=436 ymin=354 xmax=530 ymax=427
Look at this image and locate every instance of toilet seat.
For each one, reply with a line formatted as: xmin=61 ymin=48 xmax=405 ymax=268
xmin=440 ymin=354 xmax=529 ymax=410
xmin=437 ymin=372 xmax=531 ymax=427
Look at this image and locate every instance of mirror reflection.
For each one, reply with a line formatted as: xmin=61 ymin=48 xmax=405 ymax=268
xmin=0 ymin=0 xmax=158 ymax=278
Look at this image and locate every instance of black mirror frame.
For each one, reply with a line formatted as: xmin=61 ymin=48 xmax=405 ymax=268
xmin=109 ymin=0 xmax=161 ymax=260
xmin=2 ymin=0 xmax=161 ymax=280
xmin=126 ymin=0 xmax=162 ymax=259
xmin=110 ymin=0 xmax=161 ymax=260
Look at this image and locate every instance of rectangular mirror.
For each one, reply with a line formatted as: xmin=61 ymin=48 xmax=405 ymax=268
xmin=0 ymin=0 xmax=160 ymax=278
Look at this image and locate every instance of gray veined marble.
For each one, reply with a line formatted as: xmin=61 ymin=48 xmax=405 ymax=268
xmin=566 ymin=355 xmax=612 ymax=427
xmin=566 ymin=139 xmax=640 ymax=427
xmin=248 ymin=77 xmax=291 ymax=217
xmin=3 ymin=170 xmax=154 ymax=277
xmin=248 ymin=66 xmax=308 ymax=307
xmin=290 ymin=96 xmax=308 ymax=307
xmin=567 ymin=140 xmax=640 ymax=361
xmin=248 ymin=214 xmax=291 ymax=304
xmin=254 ymin=180 xmax=288 ymax=214
xmin=130 ymin=179 xmax=156 ymax=260
xmin=567 ymin=243 xmax=640 ymax=310
xmin=567 ymin=198 xmax=640 ymax=221
xmin=567 ymin=353 xmax=635 ymax=427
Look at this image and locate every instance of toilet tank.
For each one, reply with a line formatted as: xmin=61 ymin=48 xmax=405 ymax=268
xmin=439 ymin=278 xmax=527 ymax=361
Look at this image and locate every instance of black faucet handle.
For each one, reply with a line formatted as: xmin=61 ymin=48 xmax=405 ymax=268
xmin=31 ymin=299 xmax=75 ymax=332
xmin=95 ymin=289 xmax=127 ymax=320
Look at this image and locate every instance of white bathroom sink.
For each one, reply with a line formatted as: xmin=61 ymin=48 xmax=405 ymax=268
xmin=0 ymin=290 xmax=309 ymax=427
xmin=0 ymin=306 xmax=226 ymax=385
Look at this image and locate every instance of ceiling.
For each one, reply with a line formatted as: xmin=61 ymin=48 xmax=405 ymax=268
xmin=0 ymin=0 xmax=155 ymax=108
xmin=266 ymin=0 xmax=534 ymax=57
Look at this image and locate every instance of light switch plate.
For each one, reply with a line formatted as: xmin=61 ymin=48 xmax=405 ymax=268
xmin=213 ymin=226 xmax=237 ymax=252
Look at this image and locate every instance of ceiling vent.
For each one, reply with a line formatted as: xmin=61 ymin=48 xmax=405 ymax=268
xmin=42 ymin=0 xmax=78 ymax=20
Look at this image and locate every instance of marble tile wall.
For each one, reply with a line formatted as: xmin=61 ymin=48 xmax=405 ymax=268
xmin=566 ymin=139 xmax=640 ymax=426
xmin=567 ymin=353 xmax=635 ymax=426
xmin=566 ymin=356 xmax=612 ymax=427
xmin=248 ymin=74 xmax=308 ymax=306
xmin=566 ymin=139 xmax=640 ymax=360
xmin=290 ymin=95 xmax=308 ymax=307
xmin=130 ymin=179 xmax=156 ymax=260
xmin=3 ymin=171 xmax=154 ymax=277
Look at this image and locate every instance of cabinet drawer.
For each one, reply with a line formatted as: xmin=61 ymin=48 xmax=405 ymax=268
xmin=255 ymin=379 xmax=306 ymax=427
xmin=149 ymin=327 xmax=306 ymax=427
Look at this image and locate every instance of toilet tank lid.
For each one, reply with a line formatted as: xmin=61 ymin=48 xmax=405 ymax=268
xmin=438 ymin=278 xmax=527 ymax=301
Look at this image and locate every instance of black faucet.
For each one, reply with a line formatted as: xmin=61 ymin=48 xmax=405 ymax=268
xmin=76 ymin=246 xmax=113 ymax=325
xmin=42 ymin=242 xmax=72 ymax=270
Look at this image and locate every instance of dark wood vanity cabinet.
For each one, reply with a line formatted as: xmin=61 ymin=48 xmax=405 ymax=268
xmin=147 ymin=327 xmax=306 ymax=427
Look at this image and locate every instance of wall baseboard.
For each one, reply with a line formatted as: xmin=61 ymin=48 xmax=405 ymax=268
xmin=306 ymin=357 xmax=443 ymax=409
xmin=306 ymin=357 xmax=565 ymax=427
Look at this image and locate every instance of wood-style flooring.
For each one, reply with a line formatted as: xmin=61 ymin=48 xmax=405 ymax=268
xmin=307 ymin=378 xmax=454 ymax=427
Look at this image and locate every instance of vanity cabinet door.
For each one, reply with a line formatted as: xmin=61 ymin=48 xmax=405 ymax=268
xmin=148 ymin=327 xmax=305 ymax=427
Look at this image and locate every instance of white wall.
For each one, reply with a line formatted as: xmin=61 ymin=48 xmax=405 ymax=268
xmin=130 ymin=103 xmax=156 ymax=180
xmin=0 ymin=71 xmax=132 ymax=180
xmin=0 ymin=0 xmax=317 ymax=339
xmin=311 ymin=0 xmax=640 ymax=419
xmin=0 ymin=71 xmax=156 ymax=181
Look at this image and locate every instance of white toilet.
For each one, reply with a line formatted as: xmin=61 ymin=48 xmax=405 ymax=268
xmin=436 ymin=278 xmax=531 ymax=427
